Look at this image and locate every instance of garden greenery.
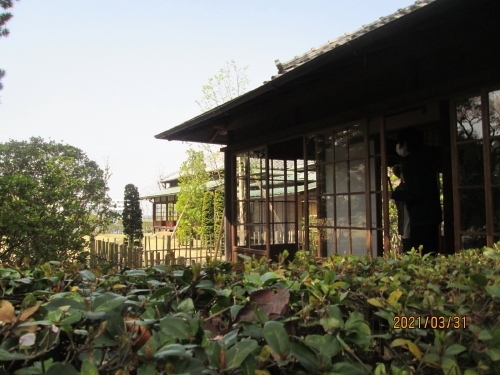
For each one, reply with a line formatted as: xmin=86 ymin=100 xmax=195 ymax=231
xmin=0 ymin=245 xmax=499 ymax=374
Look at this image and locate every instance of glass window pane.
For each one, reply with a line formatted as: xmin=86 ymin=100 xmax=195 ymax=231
xmin=335 ymin=162 xmax=348 ymax=194
xmin=351 ymin=230 xmax=366 ymax=256
xmin=461 ymin=235 xmax=486 ymax=250
xmin=336 ymin=195 xmax=349 ymax=227
xmin=371 ymin=193 xmax=380 ymax=229
xmin=370 ymin=157 xmax=379 ymax=192
xmin=334 ymin=137 xmax=347 ymax=160
xmin=314 ymin=196 xmax=333 ymax=226
xmin=349 ymin=159 xmax=365 ymax=193
xmin=351 ymin=194 xmax=366 ymax=227
xmin=337 ymin=228 xmax=350 ymax=254
xmin=491 ymin=138 xmax=500 ymax=185
xmin=457 ymin=142 xmax=484 ymax=186
xmin=494 ymin=188 xmax=500 ymax=232
xmin=322 ymin=228 xmax=335 ymax=256
xmin=287 ymin=201 xmax=296 ymax=222
xmin=456 ymin=96 xmax=483 ymax=140
xmin=250 ymin=200 xmax=265 ymax=224
xmin=314 ymin=132 xmax=333 ymax=162
xmin=317 ymin=164 xmax=334 ymax=194
xmin=459 ymin=188 xmax=486 ymax=232
xmin=334 ymin=124 xmax=364 ymax=160
xmin=236 ymin=177 xmax=247 ymax=200
xmin=489 ymin=90 xmax=500 ymax=137
xmin=249 ymin=225 xmax=266 ymax=247
xmin=349 ymin=142 xmax=364 ymax=159
xmin=236 ymin=225 xmax=247 ymax=246
xmin=236 ymin=201 xmax=247 ymax=224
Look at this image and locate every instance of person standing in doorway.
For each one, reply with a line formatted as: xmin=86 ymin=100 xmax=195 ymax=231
xmin=391 ymin=128 xmax=442 ymax=255
xmin=392 ymin=164 xmax=411 ymax=252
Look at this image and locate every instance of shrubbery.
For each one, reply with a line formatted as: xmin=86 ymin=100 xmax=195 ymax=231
xmin=0 ymin=245 xmax=499 ymax=374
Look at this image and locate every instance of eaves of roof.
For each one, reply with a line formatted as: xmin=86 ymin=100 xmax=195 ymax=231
xmin=274 ymin=0 xmax=436 ymax=77
xmin=139 ymin=180 xmax=223 ymax=200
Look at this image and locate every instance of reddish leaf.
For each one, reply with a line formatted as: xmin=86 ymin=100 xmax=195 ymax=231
xmin=0 ymin=300 xmax=15 ymax=324
xmin=235 ymin=288 xmax=289 ymax=323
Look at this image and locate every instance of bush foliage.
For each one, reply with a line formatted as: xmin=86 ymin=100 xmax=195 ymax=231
xmin=0 ymin=245 xmax=499 ymax=375
xmin=122 ymin=184 xmax=143 ymax=246
xmin=0 ymin=138 xmax=115 ymax=263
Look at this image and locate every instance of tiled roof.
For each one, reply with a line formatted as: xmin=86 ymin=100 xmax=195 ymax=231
xmin=273 ymin=0 xmax=436 ymax=78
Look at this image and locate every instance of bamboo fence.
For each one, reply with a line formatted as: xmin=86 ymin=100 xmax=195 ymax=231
xmin=89 ymin=234 xmax=223 ymax=270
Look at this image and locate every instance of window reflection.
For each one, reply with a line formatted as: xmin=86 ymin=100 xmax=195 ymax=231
xmin=456 ymin=96 xmax=483 ymax=140
xmin=489 ymin=90 xmax=500 ymax=137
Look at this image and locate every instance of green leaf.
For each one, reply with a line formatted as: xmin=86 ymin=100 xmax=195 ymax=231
xmin=226 ymin=339 xmax=259 ymax=369
xmin=79 ymin=270 xmax=96 ymax=282
xmin=470 ymin=273 xmax=488 ymax=287
xmin=367 ymin=298 xmax=384 ymax=308
xmin=124 ymin=269 xmax=148 ymax=277
xmin=263 ymin=321 xmax=290 ymax=358
xmin=93 ymin=292 xmax=127 ymax=312
xmin=331 ymin=362 xmax=367 ymax=375
xmin=44 ymin=298 xmax=86 ymax=312
xmin=486 ymin=347 xmax=500 ymax=361
xmin=177 ymin=298 xmax=195 ymax=314
xmin=478 ymin=329 xmax=493 ymax=341
xmin=0 ymin=349 xmax=27 ymax=361
xmin=137 ymin=363 xmax=158 ymax=375
xmin=260 ymin=272 xmax=281 ymax=285
xmin=304 ymin=334 xmax=341 ymax=357
xmin=445 ymin=344 xmax=467 ymax=356
xmin=84 ymin=311 xmax=106 ymax=320
xmin=464 ymin=370 xmax=479 ymax=375
xmin=426 ymin=283 xmax=442 ymax=294
xmin=45 ymin=363 xmax=78 ymax=375
xmin=150 ymin=286 xmax=172 ymax=300
xmin=244 ymin=272 xmax=262 ymax=286
xmin=447 ymin=282 xmax=471 ymax=291
xmin=319 ymin=317 xmax=341 ymax=332
xmin=240 ymin=354 xmax=257 ymax=375
xmin=81 ymin=359 xmax=99 ymax=375
xmin=290 ymin=342 xmax=320 ymax=373
xmin=230 ymin=304 xmax=244 ymax=319
xmin=14 ymin=366 xmax=43 ymax=375
xmin=486 ymin=285 xmax=500 ymax=298
xmin=154 ymin=343 xmax=191 ymax=359
xmin=387 ymin=290 xmax=403 ymax=307
xmin=374 ymin=363 xmax=388 ymax=375
xmin=160 ymin=316 xmax=190 ymax=340
xmin=441 ymin=358 xmax=461 ymax=375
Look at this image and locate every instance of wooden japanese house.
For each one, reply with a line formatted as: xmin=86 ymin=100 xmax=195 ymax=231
xmin=155 ymin=0 xmax=500 ymax=261
xmin=140 ymin=173 xmax=223 ymax=233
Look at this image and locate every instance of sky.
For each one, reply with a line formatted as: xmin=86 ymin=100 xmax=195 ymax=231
xmin=0 ymin=0 xmax=417 ymax=214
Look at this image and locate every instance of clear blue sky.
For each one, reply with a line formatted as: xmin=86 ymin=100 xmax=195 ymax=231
xmin=1 ymin=0 xmax=416 ymax=208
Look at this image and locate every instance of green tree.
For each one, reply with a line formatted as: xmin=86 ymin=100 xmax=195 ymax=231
xmin=0 ymin=0 xmax=18 ymax=93
xmin=201 ymin=191 xmax=215 ymax=244
xmin=175 ymin=149 xmax=209 ymax=240
xmin=195 ymin=59 xmax=249 ymax=112
xmin=195 ymin=60 xmax=250 ymax=178
xmin=122 ymin=184 xmax=143 ymax=246
xmin=0 ymin=137 xmax=115 ymax=263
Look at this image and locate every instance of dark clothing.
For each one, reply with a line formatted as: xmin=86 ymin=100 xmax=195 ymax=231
xmin=408 ymin=224 xmax=440 ymax=254
xmin=394 ymin=184 xmax=408 ymax=236
xmin=402 ymin=238 xmax=412 ymax=252
xmin=391 ymin=148 xmax=442 ymax=254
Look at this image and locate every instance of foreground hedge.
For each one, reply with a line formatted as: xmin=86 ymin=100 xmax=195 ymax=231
xmin=0 ymin=245 xmax=499 ymax=375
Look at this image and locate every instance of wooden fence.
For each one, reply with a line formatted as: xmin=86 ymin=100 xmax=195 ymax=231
xmin=89 ymin=234 xmax=224 ymax=270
